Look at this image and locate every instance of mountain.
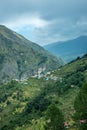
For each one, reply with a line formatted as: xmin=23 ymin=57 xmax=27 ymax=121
xmin=0 ymin=25 xmax=63 ymax=82
xmin=44 ymin=36 xmax=87 ymax=63
xmin=0 ymin=53 xmax=87 ymax=130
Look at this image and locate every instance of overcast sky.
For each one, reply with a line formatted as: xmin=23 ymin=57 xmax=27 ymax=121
xmin=0 ymin=0 xmax=87 ymax=46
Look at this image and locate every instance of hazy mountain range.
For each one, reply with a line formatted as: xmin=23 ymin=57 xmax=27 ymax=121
xmin=0 ymin=25 xmax=63 ymax=82
xmin=44 ymin=36 xmax=87 ymax=63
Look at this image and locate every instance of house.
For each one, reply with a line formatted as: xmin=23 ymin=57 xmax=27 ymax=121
xmin=64 ymin=122 xmax=69 ymax=128
xmin=80 ymin=119 xmax=86 ymax=123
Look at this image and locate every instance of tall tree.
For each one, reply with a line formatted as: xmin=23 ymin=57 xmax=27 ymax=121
xmin=74 ymin=83 xmax=87 ymax=130
xmin=45 ymin=104 xmax=65 ymax=130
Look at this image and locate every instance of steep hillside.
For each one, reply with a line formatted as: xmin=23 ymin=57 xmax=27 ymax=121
xmin=44 ymin=36 xmax=87 ymax=63
xmin=0 ymin=25 xmax=63 ymax=82
xmin=0 ymin=54 xmax=87 ymax=130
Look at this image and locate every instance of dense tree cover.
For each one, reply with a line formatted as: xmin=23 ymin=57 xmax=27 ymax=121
xmin=0 ymin=80 xmax=21 ymax=103
xmin=26 ymin=93 xmax=52 ymax=114
xmin=65 ymin=72 xmax=84 ymax=87
xmin=74 ymin=83 xmax=87 ymax=130
xmin=45 ymin=104 xmax=65 ymax=130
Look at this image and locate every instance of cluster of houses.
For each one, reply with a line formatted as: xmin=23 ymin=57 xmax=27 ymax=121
xmin=31 ymin=68 xmax=63 ymax=82
xmin=13 ymin=66 xmax=63 ymax=83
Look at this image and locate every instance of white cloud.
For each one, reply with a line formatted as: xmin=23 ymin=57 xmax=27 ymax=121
xmin=3 ymin=14 xmax=49 ymax=30
xmin=0 ymin=0 xmax=87 ymax=45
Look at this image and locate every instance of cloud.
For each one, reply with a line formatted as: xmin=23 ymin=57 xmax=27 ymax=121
xmin=0 ymin=0 xmax=87 ymax=45
xmin=4 ymin=14 xmax=49 ymax=29
xmin=1 ymin=0 xmax=86 ymax=21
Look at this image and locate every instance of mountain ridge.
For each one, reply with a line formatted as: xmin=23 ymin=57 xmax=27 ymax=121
xmin=44 ymin=36 xmax=87 ymax=63
xmin=0 ymin=25 xmax=63 ymax=82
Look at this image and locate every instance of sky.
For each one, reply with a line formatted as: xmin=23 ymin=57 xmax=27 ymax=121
xmin=0 ymin=0 xmax=87 ymax=46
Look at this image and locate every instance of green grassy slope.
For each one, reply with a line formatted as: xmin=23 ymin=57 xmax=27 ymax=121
xmin=0 ymin=54 xmax=87 ymax=130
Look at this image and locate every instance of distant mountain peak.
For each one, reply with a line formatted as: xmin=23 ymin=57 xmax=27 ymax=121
xmin=44 ymin=36 xmax=87 ymax=63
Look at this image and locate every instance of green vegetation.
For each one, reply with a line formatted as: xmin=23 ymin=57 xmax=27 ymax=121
xmin=45 ymin=104 xmax=65 ymax=130
xmin=0 ymin=53 xmax=87 ymax=130
xmin=73 ymin=83 xmax=87 ymax=130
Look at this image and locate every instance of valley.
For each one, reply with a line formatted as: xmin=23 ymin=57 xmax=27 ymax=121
xmin=0 ymin=25 xmax=87 ymax=130
xmin=0 ymin=54 xmax=87 ymax=130
xmin=0 ymin=0 xmax=87 ymax=130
